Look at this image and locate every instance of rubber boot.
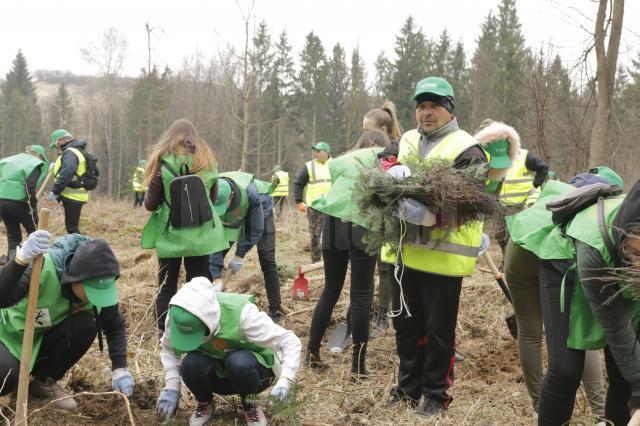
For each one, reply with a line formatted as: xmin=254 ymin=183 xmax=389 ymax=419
xmin=375 ymin=307 xmax=389 ymax=331
xmin=351 ymin=342 xmax=368 ymax=379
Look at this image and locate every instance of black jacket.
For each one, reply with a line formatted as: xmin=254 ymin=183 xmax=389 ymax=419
xmin=51 ymin=139 xmax=88 ymax=197
xmin=524 ymin=151 xmax=549 ymax=188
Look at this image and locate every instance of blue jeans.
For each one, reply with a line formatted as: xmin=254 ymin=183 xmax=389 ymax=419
xmin=180 ymin=350 xmax=275 ymax=403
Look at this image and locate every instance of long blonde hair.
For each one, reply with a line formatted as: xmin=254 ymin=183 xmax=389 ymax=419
xmin=363 ymin=100 xmax=403 ymax=140
xmin=144 ymin=119 xmax=217 ymax=185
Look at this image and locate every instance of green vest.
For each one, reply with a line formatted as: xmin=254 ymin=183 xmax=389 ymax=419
xmin=253 ymin=179 xmax=273 ymax=195
xmin=219 ymin=171 xmax=253 ymax=242
xmin=0 ymin=256 xmax=93 ymax=370
xmin=305 ymin=159 xmax=332 ymax=204
xmin=132 ymin=166 xmax=146 ymax=192
xmin=499 ymin=149 xmax=535 ymax=206
xmin=193 ymin=293 xmax=275 ymax=378
xmin=140 ymin=154 xmax=228 ymax=257
xmin=507 ymin=180 xmax=576 ymax=260
xmin=564 ymin=196 xmax=640 ymax=349
xmin=272 ymin=171 xmax=289 ymax=197
xmin=54 ymin=147 xmax=89 ymax=203
xmin=0 ymin=153 xmax=47 ymax=201
xmin=381 ymin=129 xmax=484 ymax=277
xmin=311 ymin=147 xmax=381 ymax=228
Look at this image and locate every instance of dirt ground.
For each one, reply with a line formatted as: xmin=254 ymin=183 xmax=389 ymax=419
xmin=0 ymin=198 xmax=601 ymax=425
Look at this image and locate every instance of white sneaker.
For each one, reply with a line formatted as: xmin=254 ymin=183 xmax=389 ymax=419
xmin=242 ymin=403 xmax=267 ymax=426
xmin=30 ymin=377 xmax=77 ymax=410
xmin=189 ymin=401 xmax=213 ymax=426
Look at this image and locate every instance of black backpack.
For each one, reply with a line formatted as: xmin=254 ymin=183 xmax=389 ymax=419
xmin=162 ymin=161 xmax=213 ymax=229
xmin=546 ymin=183 xmax=621 ymax=226
xmin=78 ymin=149 xmax=99 ymax=190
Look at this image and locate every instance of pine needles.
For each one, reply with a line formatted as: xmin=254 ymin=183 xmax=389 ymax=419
xmin=353 ymin=156 xmax=499 ymax=254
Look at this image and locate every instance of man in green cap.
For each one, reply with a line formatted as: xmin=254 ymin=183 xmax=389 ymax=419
xmin=0 ymin=145 xmax=50 ymax=261
xmin=49 ymin=128 xmax=96 ymax=234
xmin=293 ymin=142 xmax=332 ymax=262
xmin=0 ymin=234 xmax=134 ymax=410
xmin=132 ymin=159 xmax=148 ymax=208
xmin=382 ymin=76 xmax=488 ymax=417
xmin=155 ymin=277 xmax=301 ymax=425
xmin=270 ymin=165 xmax=289 ymax=216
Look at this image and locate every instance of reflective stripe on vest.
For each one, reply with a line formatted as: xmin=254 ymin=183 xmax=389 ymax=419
xmin=54 ymin=147 xmax=89 ymax=202
xmin=305 ymin=159 xmax=331 ymax=204
xmin=499 ymin=149 xmax=534 ymax=206
xmin=272 ymin=171 xmax=289 ymax=197
xmin=382 ymin=129 xmax=485 ymax=277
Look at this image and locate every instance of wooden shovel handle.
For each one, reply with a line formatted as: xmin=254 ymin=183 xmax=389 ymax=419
xmin=299 ymin=261 xmax=324 ymax=274
xmin=36 ymin=170 xmax=54 ymax=199
xmin=15 ymin=208 xmax=51 ymax=425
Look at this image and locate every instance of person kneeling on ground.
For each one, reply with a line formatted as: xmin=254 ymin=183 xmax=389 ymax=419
xmin=155 ymin=277 xmax=301 ymax=426
xmin=0 ymin=232 xmax=134 ymax=410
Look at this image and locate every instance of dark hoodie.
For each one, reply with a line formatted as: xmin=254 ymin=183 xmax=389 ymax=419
xmin=0 ymin=235 xmax=128 ymax=369
xmin=575 ymin=179 xmax=640 ymax=413
xmin=51 ymin=139 xmax=88 ymax=198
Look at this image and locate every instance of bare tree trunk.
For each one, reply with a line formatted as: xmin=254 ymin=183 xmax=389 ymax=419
xmin=589 ymin=0 xmax=624 ymax=167
xmin=238 ymin=3 xmax=253 ymax=171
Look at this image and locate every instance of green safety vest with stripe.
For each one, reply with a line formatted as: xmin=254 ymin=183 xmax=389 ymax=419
xmin=0 ymin=256 xmax=94 ymax=370
xmin=140 ymin=154 xmax=229 ymax=258
xmin=132 ymin=166 xmax=147 ymax=192
xmin=219 ymin=171 xmax=253 ymax=242
xmin=380 ymin=129 xmax=485 ymax=277
xmin=272 ymin=171 xmax=289 ymax=197
xmin=506 ymin=180 xmax=576 ymax=260
xmin=304 ymin=159 xmax=332 ymax=205
xmin=0 ymin=153 xmax=48 ymax=201
xmin=564 ymin=196 xmax=640 ymax=350
xmin=53 ymin=147 xmax=89 ymax=203
xmin=499 ymin=149 xmax=536 ymax=206
xmin=182 ymin=293 xmax=275 ymax=378
xmin=311 ymin=147 xmax=381 ymax=229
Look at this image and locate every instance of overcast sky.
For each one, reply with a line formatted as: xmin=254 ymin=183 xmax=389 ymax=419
xmin=1 ymin=0 xmax=639 ymax=81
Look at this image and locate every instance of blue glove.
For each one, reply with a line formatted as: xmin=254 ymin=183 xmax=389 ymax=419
xmin=156 ymin=388 xmax=180 ymax=421
xmin=46 ymin=191 xmax=58 ymax=202
xmin=478 ymin=233 xmax=490 ymax=256
xmin=112 ymin=368 xmax=135 ymax=397
xmin=16 ymin=230 xmax=52 ymax=263
xmin=228 ymin=256 xmax=244 ymax=273
xmin=269 ymin=378 xmax=291 ymax=402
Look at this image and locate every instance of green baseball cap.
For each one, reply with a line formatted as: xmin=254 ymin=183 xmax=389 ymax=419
xmin=169 ymin=305 xmax=206 ymax=352
xmin=27 ymin=145 xmax=47 ymax=162
xmin=139 ymin=159 xmax=148 ymax=167
xmin=82 ymin=276 xmax=118 ymax=308
xmin=589 ymin=166 xmax=624 ymax=189
xmin=412 ymin=77 xmax=454 ymax=101
xmin=213 ymin=178 xmax=232 ymax=216
xmin=272 ymin=165 xmax=281 ymax=172
xmin=50 ymin=129 xmax=72 ymax=148
xmin=483 ymin=138 xmax=512 ymax=169
xmin=311 ymin=142 xmax=330 ymax=152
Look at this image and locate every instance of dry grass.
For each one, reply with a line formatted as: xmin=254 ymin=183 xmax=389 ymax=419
xmin=0 ymin=198 xmax=600 ymax=425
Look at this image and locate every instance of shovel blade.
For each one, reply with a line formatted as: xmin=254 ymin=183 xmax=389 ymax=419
xmin=292 ymin=276 xmax=309 ymax=301
xmin=327 ymin=323 xmax=351 ymax=352
xmin=505 ymin=313 xmax=518 ymax=339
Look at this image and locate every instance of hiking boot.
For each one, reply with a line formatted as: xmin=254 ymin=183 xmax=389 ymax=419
xmin=0 ymin=255 xmax=8 ymax=266
xmin=387 ymin=387 xmax=419 ymax=408
xmin=30 ymin=377 xmax=77 ymax=410
xmin=304 ymin=349 xmax=328 ymax=370
xmin=414 ymin=397 xmax=447 ymax=417
xmin=242 ymin=403 xmax=266 ymax=426
xmin=374 ymin=308 xmax=389 ymax=331
xmin=351 ymin=342 xmax=368 ymax=379
xmin=268 ymin=309 xmax=283 ymax=324
xmin=455 ymin=352 xmax=464 ymax=363
xmin=190 ymin=401 xmax=213 ymax=426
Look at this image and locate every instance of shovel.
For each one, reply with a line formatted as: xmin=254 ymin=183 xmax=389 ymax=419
xmin=327 ymin=305 xmax=352 ymax=353
xmin=482 ymin=251 xmax=518 ymax=339
xmin=291 ymin=261 xmax=324 ymax=301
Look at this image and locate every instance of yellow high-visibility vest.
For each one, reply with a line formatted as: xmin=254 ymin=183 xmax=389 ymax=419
xmin=304 ymin=159 xmax=331 ymax=205
xmin=499 ymin=149 xmax=535 ymax=206
xmin=132 ymin=166 xmax=146 ymax=192
xmin=381 ymin=129 xmax=484 ymax=277
xmin=272 ymin=170 xmax=289 ymax=197
xmin=53 ymin=147 xmax=89 ymax=203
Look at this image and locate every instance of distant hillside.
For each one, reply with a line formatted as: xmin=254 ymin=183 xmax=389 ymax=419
xmin=32 ymin=69 xmax=134 ymax=101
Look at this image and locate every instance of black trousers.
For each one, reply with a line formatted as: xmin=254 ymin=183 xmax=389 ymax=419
xmin=307 ymin=216 xmax=376 ymax=352
xmin=156 ymin=256 xmax=211 ymax=332
xmin=133 ymin=191 xmax=145 ymax=207
xmin=538 ymin=260 xmax=630 ymax=425
xmin=0 ymin=200 xmax=37 ymax=256
xmin=61 ymin=198 xmax=84 ymax=234
xmin=391 ymin=266 xmax=462 ymax=405
xmin=257 ymin=215 xmax=281 ymax=312
xmin=180 ymin=350 xmax=274 ymax=403
xmin=0 ymin=311 xmax=97 ymax=396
